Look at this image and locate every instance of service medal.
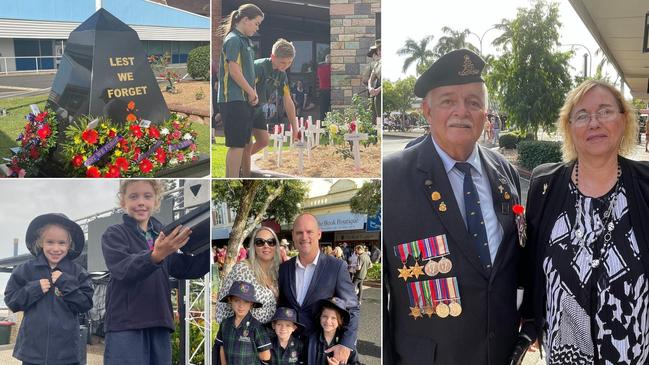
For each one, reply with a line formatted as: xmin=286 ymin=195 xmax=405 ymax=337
xmin=436 ymin=303 xmax=450 ymax=318
xmin=431 ymin=191 xmax=441 ymax=201
xmin=410 ymin=261 xmax=425 ymax=279
xmin=449 ymin=302 xmax=462 ymax=317
xmin=439 ymin=202 xmax=447 ymax=212
xmin=424 ymin=260 xmax=439 ymax=277
xmin=438 ymin=257 xmax=453 ymax=273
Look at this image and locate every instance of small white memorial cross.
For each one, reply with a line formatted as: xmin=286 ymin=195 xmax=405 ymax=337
xmin=270 ymin=124 xmax=286 ymax=167
xmin=309 ymin=119 xmax=326 ymax=148
xmin=293 ymin=129 xmax=307 ymax=175
xmin=343 ymin=120 xmax=368 ymax=171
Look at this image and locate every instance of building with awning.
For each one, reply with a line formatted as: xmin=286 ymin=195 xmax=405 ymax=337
xmin=569 ymin=0 xmax=649 ymax=102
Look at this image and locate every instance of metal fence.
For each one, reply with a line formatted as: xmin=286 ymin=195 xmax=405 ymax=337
xmin=0 ymin=56 xmax=62 ymax=75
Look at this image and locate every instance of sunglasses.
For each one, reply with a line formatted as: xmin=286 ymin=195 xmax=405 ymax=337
xmin=254 ymin=238 xmax=277 ymax=247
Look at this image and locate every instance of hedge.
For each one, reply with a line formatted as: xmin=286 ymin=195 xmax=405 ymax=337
xmin=187 ymin=45 xmax=210 ymax=80
xmin=517 ymin=140 xmax=562 ymax=170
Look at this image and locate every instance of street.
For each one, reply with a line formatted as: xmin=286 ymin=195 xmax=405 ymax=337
xmin=356 ymin=285 xmax=381 ymax=365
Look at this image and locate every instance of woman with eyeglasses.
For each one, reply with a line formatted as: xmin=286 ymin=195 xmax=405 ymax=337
xmin=515 ymin=80 xmax=649 ymax=364
xmin=216 ymin=226 xmax=281 ymax=324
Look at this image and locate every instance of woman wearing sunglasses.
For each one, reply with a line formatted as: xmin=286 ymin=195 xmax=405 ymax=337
xmin=216 ymin=226 xmax=281 ymax=324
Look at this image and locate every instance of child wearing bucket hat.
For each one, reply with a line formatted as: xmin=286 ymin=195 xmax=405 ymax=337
xmin=101 ymin=180 xmax=209 ymax=365
xmin=215 ymin=280 xmax=272 ymax=364
xmin=4 ymin=213 xmax=94 ymax=365
xmin=308 ymin=297 xmax=360 ymax=365
xmin=269 ymin=307 xmax=305 ymax=365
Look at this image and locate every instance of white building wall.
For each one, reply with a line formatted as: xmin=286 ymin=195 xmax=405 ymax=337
xmin=0 ymin=38 xmax=16 ymax=72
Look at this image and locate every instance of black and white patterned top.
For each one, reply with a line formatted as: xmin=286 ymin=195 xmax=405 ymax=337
xmin=216 ymin=261 xmax=277 ymax=324
xmin=543 ymin=182 xmax=649 ymax=365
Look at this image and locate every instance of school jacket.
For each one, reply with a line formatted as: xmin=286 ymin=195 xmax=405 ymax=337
xmin=5 ymin=254 xmax=93 ymax=364
xmin=101 ymin=215 xmax=209 ymax=332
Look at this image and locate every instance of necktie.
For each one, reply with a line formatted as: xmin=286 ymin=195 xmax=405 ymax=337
xmin=455 ymin=162 xmax=492 ymax=268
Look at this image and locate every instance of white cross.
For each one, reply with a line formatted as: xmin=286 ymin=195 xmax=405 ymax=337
xmin=344 ymin=121 xmax=368 ymax=171
xmin=308 ymin=119 xmax=326 ymax=148
xmin=293 ymin=138 xmax=307 ymax=175
xmin=270 ymin=124 xmax=286 ymax=167
xmin=284 ymin=121 xmax=295 ymax=148
xmin=263 ymin=125 xmax=269 ymax=159
xmin=298 ymin=117 xmax=313 ymax=159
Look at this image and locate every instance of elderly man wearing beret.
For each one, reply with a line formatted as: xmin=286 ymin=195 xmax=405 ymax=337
xmin=383 ymin=49 xmax=527 ymax=364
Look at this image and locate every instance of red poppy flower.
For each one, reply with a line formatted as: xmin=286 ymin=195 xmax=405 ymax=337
xmin=115 ymin=157 xmax=129 ymax=171
xmin=155 ymin=148 xmax=166 ymax=164
xmin=149 ymin=126 xmax=160 ymax=139
xmin=350 ymin=122 xmax=356 ymax=133
xmin=130 ymin=125 xmax=143 ymax=138
xmin=512 ymin=204 xmax=525 ymax=215
xmin=108 ymin=129 xmax=117 ymax=138
xmin=72 ymin=154 xmax=84 ymax=168
xmin=82 ymin=129 xmax=99 ymax=144
xmin=86 ymin=166 xmax=101 ymax=178
xmin=105 ymin=164 xmax=121 ymax=178
xmin=35 ymin=113 xmax=44 ymax=122
xmin=126 ymin=113 xmax=137 ymax=123
xmin=29 ymin=147 xmax=39 ymax=159
xmin=37 ymin=124 xmax=51 ymax=139
xmin=139 ymin=158 xmax=153 ymax=174
xmin=127 ymin=101 xmax=135 ymax=111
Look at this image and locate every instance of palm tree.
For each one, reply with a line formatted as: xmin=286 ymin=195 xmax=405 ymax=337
xmin=492 ymin=19 xmax=514 ymax=52
xmin=433 ymin=27 xmax=479 ymax=57
xmin=396 ymin=35 xmax=436 ymax=75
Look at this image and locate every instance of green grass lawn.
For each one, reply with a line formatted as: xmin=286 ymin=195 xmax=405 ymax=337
xmin=0 ymin=95 xmax=49 ymax=160
xmin=0 ymin=94 xmax=209 ymax=165
xmin=211 ymin=135 xmax=295 ymax=177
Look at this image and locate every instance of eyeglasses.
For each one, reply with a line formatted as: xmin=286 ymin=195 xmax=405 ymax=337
xmin=254 ymin=238 xmax=277 ymax=247
xmin=570 ymin=108 xmax=621 ymax=126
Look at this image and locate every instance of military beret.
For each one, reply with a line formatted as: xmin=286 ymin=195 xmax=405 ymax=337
xmin=414 ymin=49 xmax=485 ymax=98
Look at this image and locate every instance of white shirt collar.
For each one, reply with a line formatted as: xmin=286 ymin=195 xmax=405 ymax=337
xmin=430 ymin=135 xmax=483 ymax=177
xmin=296 ymin=251 xmax=320 ymax=269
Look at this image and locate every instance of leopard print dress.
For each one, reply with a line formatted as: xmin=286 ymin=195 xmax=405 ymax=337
xmin=215 ymin=261 xmax=277 ymax=324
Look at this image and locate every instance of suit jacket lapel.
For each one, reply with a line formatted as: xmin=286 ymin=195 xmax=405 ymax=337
xmin=303 ymin=254 xmax=326 ymax=307
xmin=287 ymin=257 xmax=298 ymax=307
xmin=415 ymin=137 xmax=488 ymax=279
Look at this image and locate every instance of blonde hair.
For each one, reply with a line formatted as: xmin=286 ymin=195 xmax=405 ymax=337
xmin=558 ymin=79 xmax=638 ymax=161
xmin=272 ymin=39 xmax=295 ymax=59
xmin=333 ymin=246 xmax=343 ymax=259
xmin=247 ymin=226 xmax=280 ymax=290
xmin=217 ymin=4 xmax=264 ymax=38
xmin=117 ymin=180 xmax=165 ymax=212
xmin=35 ymin=224 xmax=73 ymax=251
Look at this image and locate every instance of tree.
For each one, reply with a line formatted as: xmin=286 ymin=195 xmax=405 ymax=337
xmin=433 ymin=27 xmax=479 ymax=58
xmin=382 ymin=76 xmax=417 ymax=128
xmin=212 ymin=180 xmax=308 ymax=275
xmin=485 ymin=1 xmax=572 ymax=137
xmin=396 ymin=35 xmax=436 ymax=75
xmin=350 ymin=180 xmax=381 ymax=216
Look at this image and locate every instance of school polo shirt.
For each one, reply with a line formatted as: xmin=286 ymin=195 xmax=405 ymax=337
xmin=218 ymin=29 xmax=255 ymax=103
xmin=254 ymin=58 xmax=290 ymax=105
xmin=215 ymin=312 xmax=271 ymax=365
xmin=270 ymin=335 xmax=305 ymax=365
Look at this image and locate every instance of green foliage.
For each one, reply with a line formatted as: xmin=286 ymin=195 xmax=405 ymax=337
xmin=350 ymin=180 xmax=381 ymax=216
xmin=433 ymin=27 xmax=479 ymax=58
xmin=171 ymin=320 xmax=206 ymax=365
xmin=517 ymin=140 xmax=562 ymax=170
xmin=382 ymin=76 xmax=416 ymax=117
xmin=187 ymin=46 xmax=210 ymax=80
xmin=322 ymin=95 xmax=378 ymax=160
xmin=499 ymin=133 xmax=519 ymax=149
xmin=366 ymin=263 xmax=381 ymax=281
xmin=396 ymin=35 xmax=436 ymax=75
xmin=211 ymin=180 xmax=308 ymax=225
xmin=485 ymin=1 xmax=572 ymax=136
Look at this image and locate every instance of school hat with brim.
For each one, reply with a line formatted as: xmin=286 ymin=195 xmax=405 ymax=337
xmin=25 ymin=213 xmax=85 ymax=260
xmin=414 ymin=48 xmax=485 ymax=98
xmin=220 ymin=280 xmax=263 ymax=308
xmin=316 ymin=297 xmax=350 ymax=326
xmin=271 ymin=307 xmax=305 ymax=330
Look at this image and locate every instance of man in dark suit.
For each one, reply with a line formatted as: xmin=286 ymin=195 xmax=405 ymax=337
xmin=383 ymin=49 xmax=524 ymax=365
xmin=278 ymin=213 xmax=360 ymax=363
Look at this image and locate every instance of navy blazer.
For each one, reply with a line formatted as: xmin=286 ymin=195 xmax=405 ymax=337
xmin=383 ymin=136 xmax=523 ymax=365
xmin=278 ymin=253 xmax=360 ymax=349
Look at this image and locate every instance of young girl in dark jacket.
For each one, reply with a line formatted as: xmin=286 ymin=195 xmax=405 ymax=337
xmin=5 ymin=213 xmax=93 ymax=365
xmin=307 ymin=297 xmax=359 ymax=365
xmin=101 ymin=180 xmax=209 ymax=365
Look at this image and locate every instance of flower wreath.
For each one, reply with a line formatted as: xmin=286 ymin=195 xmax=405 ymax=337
xmin=6 ymin=108 xmax=58 ymax=177
xmin=61 ymin=101 xmax=199 ymax=178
